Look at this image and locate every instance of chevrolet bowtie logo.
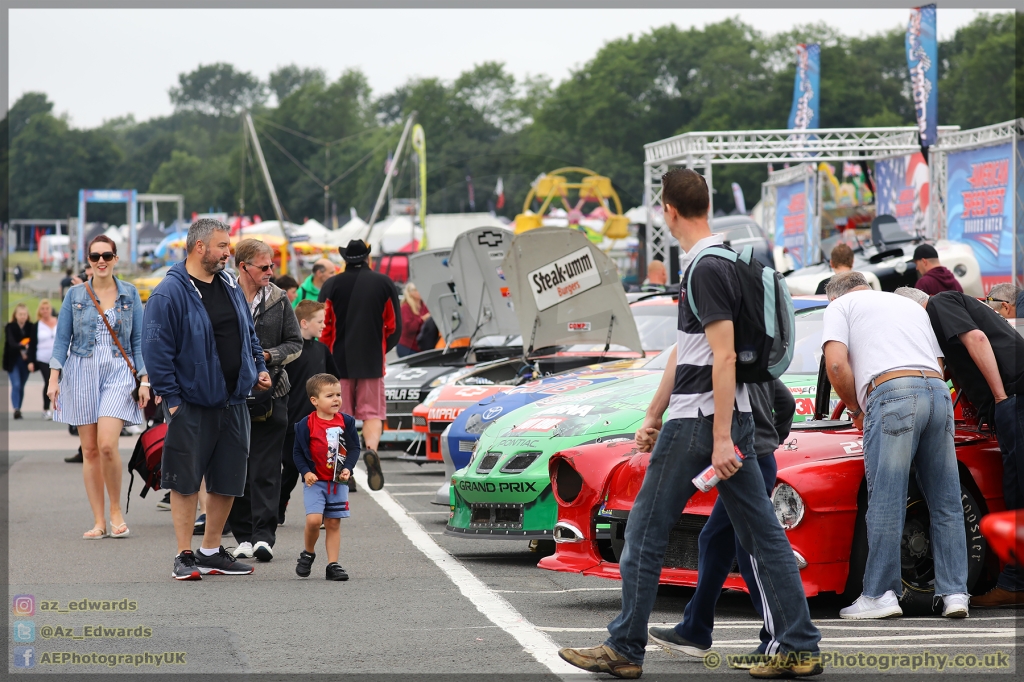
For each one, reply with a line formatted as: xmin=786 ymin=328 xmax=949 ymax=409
xmin=476 ymin=230 xmax=504 ymax=248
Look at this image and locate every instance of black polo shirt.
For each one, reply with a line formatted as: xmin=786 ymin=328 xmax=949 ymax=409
xmin=926 ymin=291 xmax=1023 ymax=423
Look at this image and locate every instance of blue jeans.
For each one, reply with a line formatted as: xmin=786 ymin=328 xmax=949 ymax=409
xmin=605 ymin=413 xmax=820 ymax=664
xmin=861 ymin=376 xmax=967 ymax=598
xmin=675 ymin=453 xmax=778 ymax=654
xmin=8 ymin=359 xmax=29 ymax=410
xmin=993 ymin=395 xmax=1023 ymax=591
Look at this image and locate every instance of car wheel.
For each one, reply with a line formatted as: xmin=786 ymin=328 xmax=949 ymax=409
xmin=845 ymin=475 xmax=987 ymax=616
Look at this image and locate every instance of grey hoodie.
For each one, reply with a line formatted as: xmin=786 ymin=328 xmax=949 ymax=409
xmin=748 ymin=379 xmax=796 ymax=457
xmin=250 ymin=283 xmax=303 ymax=399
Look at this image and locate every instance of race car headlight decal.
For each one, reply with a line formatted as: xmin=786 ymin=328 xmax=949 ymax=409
xmin=476 ymin=452 xmax=502 ymax=473
xmin=464 ymin=412 xmax=489 ymax=435
xmin=423 ymin=388 xmax=443 ymax=406
xmin=412 ymin=416 xmax=426 ymax=427
xmin=771 ymin=483 xmax=805 ymax=530
xmin=429 ymin=376 xmax=446 ymax=388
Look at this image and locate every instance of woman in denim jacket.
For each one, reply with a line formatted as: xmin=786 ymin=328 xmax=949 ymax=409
xmin=48 ymin=236 xmax=151 ymax=540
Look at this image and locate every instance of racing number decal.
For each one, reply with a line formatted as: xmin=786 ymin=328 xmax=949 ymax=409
xmin=840 ymin=441 xmax=863 ymax=455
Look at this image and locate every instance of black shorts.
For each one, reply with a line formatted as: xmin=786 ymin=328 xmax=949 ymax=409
xmin=161 ymin=401 xmax=250 ymax=497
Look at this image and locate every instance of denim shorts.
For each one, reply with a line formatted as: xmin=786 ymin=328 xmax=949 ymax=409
xmin=303 ymin=480 xmax=350 ymax=518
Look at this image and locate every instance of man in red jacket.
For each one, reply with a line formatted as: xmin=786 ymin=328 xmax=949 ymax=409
xmin=318 ymin=240 xmax=401 ymax=491
xmin=913 ymin=244 xmax=963 ymax=295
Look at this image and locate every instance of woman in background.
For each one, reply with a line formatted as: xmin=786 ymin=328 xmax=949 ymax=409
xmin=4 ymin=302 xmax=36 ymax=420
xmin=35 ymin=299 xmax=58 ymax=420
xmin=396 ymin=282 xmax=430 ymax=358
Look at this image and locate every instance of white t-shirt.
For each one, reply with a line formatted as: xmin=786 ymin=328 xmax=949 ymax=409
xmin=821 ymin=290 xmax=943 ymax=410
xmin=36 ymin=319 xmax=57 ymax=364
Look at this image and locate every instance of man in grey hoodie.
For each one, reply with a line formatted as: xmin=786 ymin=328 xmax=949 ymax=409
xmin=227 ymin=239 xmax=303 ymax=562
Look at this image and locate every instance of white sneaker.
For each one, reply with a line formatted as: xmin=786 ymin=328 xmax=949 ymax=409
xmin=232 ymin=542 xmax=254 ymax=559
xmin=252 ymin=541 xmax=273 ymax=562
xmin=840 ymin=591 xmax=903 ymax=619
xmin=43 ymin=410 xmax=52 ymax=421
xmin=942 ymin=593 xmax=970 ymax=618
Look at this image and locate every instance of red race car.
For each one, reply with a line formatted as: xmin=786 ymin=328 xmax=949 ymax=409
xmin=540 ymin=365 xmax=1008 ymax=616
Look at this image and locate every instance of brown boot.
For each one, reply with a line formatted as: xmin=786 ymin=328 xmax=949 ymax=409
xmin=749 ymin=653 xmax=823 ymax=678
xmin=558 ymin=645 xmax=642 ymax=679
xmin=970 ymin=587 xmax=1024 ymax=608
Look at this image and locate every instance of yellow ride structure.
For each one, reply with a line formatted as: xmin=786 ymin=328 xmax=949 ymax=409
xmin=513 ymin=167 xmax=630 ymax=240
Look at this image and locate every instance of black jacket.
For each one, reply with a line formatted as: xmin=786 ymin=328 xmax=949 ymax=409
xmin=3 ymin=321 xmax=36 ymax=372
xmin=747 ymin=379 xmax=796 ymax=457
xmin=285 ymin=337 xmax=340 ymax=428
xmin=318 ymin=263 xmax=401 ymax=379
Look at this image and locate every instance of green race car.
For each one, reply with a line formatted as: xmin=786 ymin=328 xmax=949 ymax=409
xmin=445 ymin=308 xmax=831 ymax=540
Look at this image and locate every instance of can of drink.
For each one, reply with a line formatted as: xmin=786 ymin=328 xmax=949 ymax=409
xmin=692 ymin=446 xmax=745 ymax=493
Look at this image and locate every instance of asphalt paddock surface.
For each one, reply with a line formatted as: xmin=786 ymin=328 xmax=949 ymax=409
xmin=6 ymin=377 xmax=1022 ymax=678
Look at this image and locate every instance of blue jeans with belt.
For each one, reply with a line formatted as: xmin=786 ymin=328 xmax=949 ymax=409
xmin=993 ymin=395 xmax=1023 ymax=591
xmin=604 ymin=412 xmax=820 ymax=664
xmin=674 ymin=453 xmax=779 ymax=653
xmin=861 ymin=376 xmax=967 ymax=598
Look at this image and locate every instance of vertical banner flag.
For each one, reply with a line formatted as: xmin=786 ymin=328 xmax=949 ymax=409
xmin=946 ymin=143 xmax=1013 ymax=290
xmin=906 ymin=5 xmax=938 ymax=149
xmin=466 ymin=175 xmax=476 ymax=211
xmin=788 ymin=44 xmax=820 ymax=130
xmin=775 ymin=179 xmax=814 ymax=268
xmin=731 ymin=182 xmax=747 ymax=214
xmin=1016 ymin=139 xmax=1024 ymax=287
xmin=875 ymin=153 xmax=931 ymax=237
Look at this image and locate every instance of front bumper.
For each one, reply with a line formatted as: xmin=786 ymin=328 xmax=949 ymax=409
xmin=445 ymin=483 xmax=557 ymax=539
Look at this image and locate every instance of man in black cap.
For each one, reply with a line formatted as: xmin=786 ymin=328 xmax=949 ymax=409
xmin=317 ymin=240 xmax=400 ymax=490
xmin=913 ymin=244 xmax=963 ymax=295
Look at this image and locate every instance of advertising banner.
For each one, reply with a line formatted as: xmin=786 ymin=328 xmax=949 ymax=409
xmin=528 ymin=246 xmax=602 ymax=311
xmin=775 ymin=179 xmax=814 ymax=268
xmin=788 ymin=44 xmax=820 ymax=130
xmin=906 ymin=5 xmax=938 ymax=148
xmin=946 ymin=142 xmax=1013 ymax=290
xmin=1016 ymin=139 xmax=1023 ymax=287
xmin=875 ymin=153 xmax=931 ymax=237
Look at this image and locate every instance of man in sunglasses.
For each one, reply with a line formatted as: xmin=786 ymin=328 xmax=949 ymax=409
xmin=985 ymin=283 xmax=1021 ymax=321
xmin=226 ymin=238 xmax=302 ymax=563
xmin=895 ymin=286 xmax=1024 ymax=608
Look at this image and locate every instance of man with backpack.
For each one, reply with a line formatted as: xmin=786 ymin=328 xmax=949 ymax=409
xmin=557 ymin=169 xmax=820 ymax=679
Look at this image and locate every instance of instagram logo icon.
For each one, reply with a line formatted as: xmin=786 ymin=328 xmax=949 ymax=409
xmin=12 ymin=595 xmax=35 ymax=616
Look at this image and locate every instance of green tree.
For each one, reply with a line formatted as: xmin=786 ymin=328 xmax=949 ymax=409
xmin=939 ymin=12 xmax=1016 ymax=128
xmin=269 ymin=65 xmax=326 ymax=103
xmin=169 ymin=63 xmax=267 ymax=116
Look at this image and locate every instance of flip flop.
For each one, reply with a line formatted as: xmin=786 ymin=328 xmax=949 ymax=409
xmin=83 ymin=527 xmax=107 ymax=540
xmin=110 ymin=523 xmax=130 ymax=539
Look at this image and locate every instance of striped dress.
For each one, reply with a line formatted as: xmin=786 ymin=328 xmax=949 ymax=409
xmin=54 ymin=307 xmax=142 ymax=427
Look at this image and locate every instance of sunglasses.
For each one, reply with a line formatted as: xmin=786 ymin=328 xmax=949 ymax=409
xmin=245 ymin=263 xmax=273 ymax=272
xmin=985 ymin=297 xmax=1010 ymax=304
xmin=88 ymin=252 xmax=115 ymax=262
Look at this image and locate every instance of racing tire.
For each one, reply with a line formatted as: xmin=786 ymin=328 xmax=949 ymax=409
xmin=845 ymin=473 xmax=987 ymax=616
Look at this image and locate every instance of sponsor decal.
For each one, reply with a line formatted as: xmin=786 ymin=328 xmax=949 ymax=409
xmin=536 ymin=387 xmax=613 ymax=405
xmin=794 ymin=397 xmax=815 ymax=416
xmin=508 ymin=378 xmax=594 ymax=395
xmin=395 ymin=368 xmax=429 ymax=381
xmin=385 ymin=388 xmax=421 ymax=401
xmin=455 ymin=386 xmax=491 ymax=398
xmin=458 ymin=480 xmax=539 ymax=493
xmin=500 ymin=286 xmax=511 ymax=298
xmin=476 ymin=230 xmax=505 ymax=248
xmin=428 ymin=407 xmax=463 ymax=421
xmin=496 ymin=438 xmax=539 ymax=448
xmin=528 ymin=246 xmax=601 ymax=311
xmin=495 ymin=266 xmax=506 ymax=280
xmin=788 ymin=385 xmax=816 ymax=395
xmin=535 ymin=404 xmax=594 ymax=417
xmin=568 ymin=321 xmax=591 ymax=332
xmin=483 ymin=406 xmax=504 ymax=420
xmin=488 ymin=250 xmax=505 ymax=261
xmin=512 ymin=417 xmax=565 ymax=433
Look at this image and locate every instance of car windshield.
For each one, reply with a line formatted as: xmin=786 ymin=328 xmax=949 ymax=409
xmin=788 ymin=310 xmax=826 ymax=374
xmin=564 ymin=304 xmax=676 ymax=353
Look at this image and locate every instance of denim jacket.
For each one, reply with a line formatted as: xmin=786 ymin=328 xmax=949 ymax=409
xmin=50 ymin=278 xmax=147 ymax=376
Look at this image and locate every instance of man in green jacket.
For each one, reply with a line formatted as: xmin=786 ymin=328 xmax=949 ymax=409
xmin=293 ymin=258 xmax=337 ymax=308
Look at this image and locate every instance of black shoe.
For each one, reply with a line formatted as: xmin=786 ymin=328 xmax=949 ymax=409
xmin=172 ymin=550 xmax=202 ymax=581
xmin=296 ymin=550 xmax=315 ymax=578
xmin=193 ymin=514 xmax=206 ymax=536
xmin=278 ymin=511 xmax=286 ymax=527
xmin=348 ymin=477 xmax=357 ymax=493
xmin=69 ymin=425 xmax=78 ymax=436
xmin=13 ymin=409 xmax=22 ymax=420
xmin=156 ymin=491 xmax=171 ymax=510
xmin=65 ymin=447 xmax=84 ymax=463
xmin=194 ymin=546 xmax=254 ymax=575
xmin=647 ymin=627 xmax=711 ymax=658
xmin=362 ymin=449 xmax=384 ymax=490
xmin=326 ymin=562 xmax=349 ymax=581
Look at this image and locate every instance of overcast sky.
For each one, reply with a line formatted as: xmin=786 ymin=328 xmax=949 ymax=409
xmin=10 ymin=8 xmax=1002 ymax=129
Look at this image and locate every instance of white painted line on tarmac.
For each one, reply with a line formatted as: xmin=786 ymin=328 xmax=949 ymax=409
xmin=353 ymin=466 xmax=590 ymax=680
xmin=389 ymin=491 xmax=437 ymax=496
xmin=495 ymin=588 xmax=623 ymax=594
xmin=408 ymin=511 xmax=450 ymax=515
xmin=644 ymin=642 xmax=1018 ymax=651
xmin=382 ymin=483 xmax=444 ymax=487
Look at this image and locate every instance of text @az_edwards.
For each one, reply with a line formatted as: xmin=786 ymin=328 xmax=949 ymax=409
xmin=39 ymin=624 xmax=153 ymax=639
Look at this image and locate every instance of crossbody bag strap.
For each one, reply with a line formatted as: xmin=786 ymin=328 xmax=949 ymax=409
xmin=85 ymin=281 xmax=138 ymax=379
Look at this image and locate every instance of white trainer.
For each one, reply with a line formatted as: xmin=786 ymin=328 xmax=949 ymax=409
xmin=252 ymin=541 xmax=274 ymax=562
xmin=840 ymin=591 xmax=903 ymax=619
xmin=232 ymin=542 xmax=254 ymax=559
xmin=942 ymin=593 xmax=970 ymax=618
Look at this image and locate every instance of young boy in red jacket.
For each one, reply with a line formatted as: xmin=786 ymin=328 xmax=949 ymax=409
xmin=292 ymin=374 xmax=361 ymax=581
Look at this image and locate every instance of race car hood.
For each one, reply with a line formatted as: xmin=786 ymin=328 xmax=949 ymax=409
xmin=408 ymin=248 xmax=462 ymax=340
xmin=503 ymin=227 xmax=643 ymax=355
xmin=447 ymin=226 xmax=520 ymax=341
